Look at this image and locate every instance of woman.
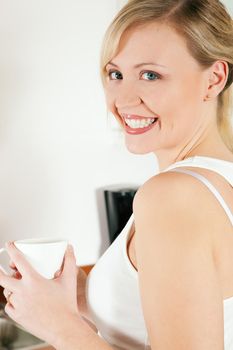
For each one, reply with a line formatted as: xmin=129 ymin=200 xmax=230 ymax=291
xmin=0 ymin=0 xmax=233 ymax=349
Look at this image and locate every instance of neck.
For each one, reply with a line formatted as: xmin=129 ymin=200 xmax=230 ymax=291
xmin=155 ymin=123 xmax=233 ymax=172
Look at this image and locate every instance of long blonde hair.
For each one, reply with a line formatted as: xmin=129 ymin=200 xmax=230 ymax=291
xmin=100 ymin=0 xmax=233 ymax=152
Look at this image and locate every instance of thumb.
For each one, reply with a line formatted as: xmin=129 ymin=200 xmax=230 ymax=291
xmin=5 ymin=242 xmax=37 ymax=278
xmin=62 ymin=245 xmax=77 ymax=278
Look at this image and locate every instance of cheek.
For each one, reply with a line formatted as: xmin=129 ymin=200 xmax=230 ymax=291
xmin=104 ymin=88 xmax=123 ymax=127
xmin=141 ymin=78 xmax=203 ymax=123
xmin=104 ymin=88 xmax=116 ymax=113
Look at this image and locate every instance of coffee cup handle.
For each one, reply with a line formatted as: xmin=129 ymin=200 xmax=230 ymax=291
xmin=0 ymin=247 xmax=9 ymax=274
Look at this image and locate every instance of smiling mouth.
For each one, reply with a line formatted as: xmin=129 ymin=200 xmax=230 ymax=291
xmin=119 ymin=114 xmax=159 ymax=135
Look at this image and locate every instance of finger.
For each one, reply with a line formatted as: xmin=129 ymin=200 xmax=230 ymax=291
xmin=62 ymin=245 xmax=77 ymax=277
xmin=3 ymin=288 xmax=10 ymax=299
xmin=12 ymin=271 xmax=22 ymax=280
xmin=53 ymin=253 xmax=68 ymax=279
xmin=9 ymin=260 xmax=17 ymax=271
xmin=60 ymin=254 xmax=65 ymax=271
xmin=0 ymin=270 xmax=18 ymax=292
xmin=5 ymin=242 xmax=37 ymax=277
xmin=4 ymin=302 xmax=15 ymax=320
xmin=53 ymin=269 xmax=62 ymax=278
xmin=6 ymin=291 xmax=17 ymax=308
xmin=3 ymin=289 xmax=15 ymax=308
xmin=9 ymin=269 xmax=21 ymax=279
xmin=54 ymin=257 xmax=65 ymax=279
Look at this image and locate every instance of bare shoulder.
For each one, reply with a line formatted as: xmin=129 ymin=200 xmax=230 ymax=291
xmin=132 ymin=171 xmax=224 ymax=349
xmin=134 ymin=169 xmax=200 ymax=201
xmin=133 ymin=170 xmax=216 ymax=241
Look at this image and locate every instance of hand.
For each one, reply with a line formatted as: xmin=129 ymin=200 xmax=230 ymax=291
xmin=0 ymin=242 xmax=82 ymax=345
xmin=54 ymin=259 xmax=88 ymax=318
xmin=6 ymin=254 xmax=96 ymax=330
xmin=54 ymin=263 xmax=98 ymax=333
xmin=3 ymin=260 xmax=22 ymax=302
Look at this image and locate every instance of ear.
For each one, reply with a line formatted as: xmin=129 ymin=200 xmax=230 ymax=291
xmin=204 ymin=60 xmax=229 ymax=101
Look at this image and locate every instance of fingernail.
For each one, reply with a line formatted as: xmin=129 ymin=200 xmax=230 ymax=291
xmin=67 ymin=244 xmax=73 ymax=252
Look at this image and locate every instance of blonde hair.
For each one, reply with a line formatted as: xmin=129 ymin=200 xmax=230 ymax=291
xmin=100 ymin=0 xmax=233 ymax=152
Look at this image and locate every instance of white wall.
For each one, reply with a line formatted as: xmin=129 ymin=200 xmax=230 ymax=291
xmin=0 ymin=0 xmax=156 ymax=268
xmin=224 ymin=0 xmax=233 ymax=15
xmin=0 ymin=0 xmax=232 ymax=269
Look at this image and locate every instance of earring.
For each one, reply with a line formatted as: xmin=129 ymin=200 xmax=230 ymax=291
xmin=204 ymin=95 xmax=210 ymax=101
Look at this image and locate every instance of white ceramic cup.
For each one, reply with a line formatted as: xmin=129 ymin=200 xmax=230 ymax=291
xmin=0 ymin=237 xmax=68 ymax=279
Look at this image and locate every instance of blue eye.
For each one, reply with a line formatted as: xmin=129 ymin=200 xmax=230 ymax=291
xmin=141 ymin=71 xmax=160 ymax=81
xmin=108 ymin=70 xmax=123 ymax=80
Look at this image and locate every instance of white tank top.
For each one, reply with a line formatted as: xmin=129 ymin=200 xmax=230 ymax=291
xmin=86 ymin=156 xmax=233 ymax=350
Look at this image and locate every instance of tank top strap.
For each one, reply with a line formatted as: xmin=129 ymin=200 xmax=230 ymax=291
xmin=162 ymin=156 xmax=233 ymax=186
xmin=167 ymin=168 xmax=233 ymax=226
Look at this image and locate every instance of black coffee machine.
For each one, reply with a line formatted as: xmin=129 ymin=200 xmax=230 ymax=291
xmin=104 ymin=187 xmax=138 ymax=244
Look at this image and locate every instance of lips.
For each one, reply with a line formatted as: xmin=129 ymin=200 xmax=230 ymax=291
xmin=120 ymin=113 xmax=159 ymax=135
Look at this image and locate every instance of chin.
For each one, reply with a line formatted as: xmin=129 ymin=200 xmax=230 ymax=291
xmin=125 ymin=142 xmax=153 ymax=155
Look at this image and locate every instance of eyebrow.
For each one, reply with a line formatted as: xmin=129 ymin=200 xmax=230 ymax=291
xmin=106 ymin=61 xmax=168 ymax=69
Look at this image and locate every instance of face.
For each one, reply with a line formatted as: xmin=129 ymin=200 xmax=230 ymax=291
xmin=104 ymin=22 xmax=211 ymax=156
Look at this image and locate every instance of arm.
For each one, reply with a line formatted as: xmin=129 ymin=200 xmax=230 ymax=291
xmin=8 ymin=259 xmax=98 ymax=333
xmin=51 ymin=314 xmax=114 ymax=350
xmin=76 ymin=267 xmax=98 ymax=333
xmin=133 ymin=171 xmax=224 ymax=350
xmin=0 ymin=246 xmax=115 ymax=350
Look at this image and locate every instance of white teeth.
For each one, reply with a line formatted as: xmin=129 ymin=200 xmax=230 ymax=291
xmin=124 ymin=118 xmax=156 ymax=129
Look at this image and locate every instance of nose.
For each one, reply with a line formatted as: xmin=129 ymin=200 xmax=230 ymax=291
xmin=115 ymin=82 xmax=141 ymax=110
